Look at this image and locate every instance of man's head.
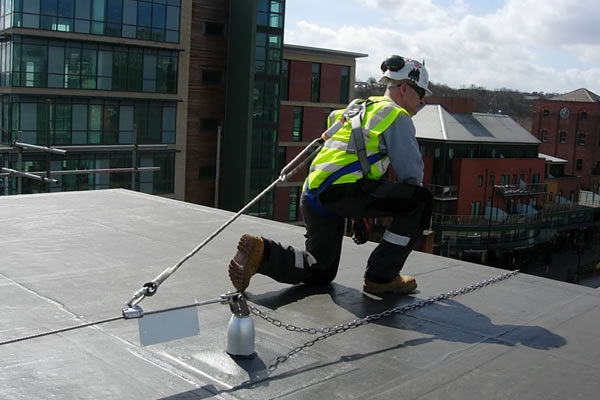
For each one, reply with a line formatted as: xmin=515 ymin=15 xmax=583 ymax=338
xmin=380 ymin=55 xmax=431 ymax=116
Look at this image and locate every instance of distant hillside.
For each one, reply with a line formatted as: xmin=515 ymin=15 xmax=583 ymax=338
xmin=354 ymin=79 xmax=558 ymax=132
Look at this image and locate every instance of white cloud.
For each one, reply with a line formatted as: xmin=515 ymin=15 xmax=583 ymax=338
xmin=285 ymin=0 xmax=600 ymax=94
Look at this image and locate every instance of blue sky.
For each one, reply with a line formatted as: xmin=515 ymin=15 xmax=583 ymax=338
xmin=284 ymin=0 xmax=600 ymax=95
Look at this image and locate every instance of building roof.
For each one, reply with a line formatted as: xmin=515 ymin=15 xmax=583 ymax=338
xmin=539 ymin=153 xmax=568 ymax=164
xmin=2 ymin=190 xmax=600 ymax=399
xmin=414 ymin=104 xmax=541 ymax=144
xmin=284 ymin=43 xmax=368 ymax=59
xmin=550 ymin=88 xmax=600 ymax=103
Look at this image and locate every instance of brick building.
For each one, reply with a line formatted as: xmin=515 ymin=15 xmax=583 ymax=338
xmin=532 ymin=88 xmax=600 ymax=194
xmin=273 ymin=44 xmax=366 ymax=223
xmin=412 ymin=97 xmax=599 ymax=276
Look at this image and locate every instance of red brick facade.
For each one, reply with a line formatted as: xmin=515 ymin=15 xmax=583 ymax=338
xmin=274 ymin=46 xmax=362 ymax=223
xmin=532 ymin=98 xmax=600 ymax=191
xmin=453 ymin=158 xmax=546 ymax=215
xmin=287 ymin=61 xmax=312 ymax=102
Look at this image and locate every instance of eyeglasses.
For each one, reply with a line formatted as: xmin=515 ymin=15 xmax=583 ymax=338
xmin=406 ymin=82 xmax=426 ymax=100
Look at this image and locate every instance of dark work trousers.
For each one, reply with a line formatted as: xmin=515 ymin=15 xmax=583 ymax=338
xmin=258 ymin=180 xmax=432 ymax=285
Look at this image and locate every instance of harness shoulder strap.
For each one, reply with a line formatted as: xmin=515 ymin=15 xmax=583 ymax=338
xmin=351 ymin=110 xmax=371 ymax=178
xmin=346 ymin=99 xmax=378 ymax=178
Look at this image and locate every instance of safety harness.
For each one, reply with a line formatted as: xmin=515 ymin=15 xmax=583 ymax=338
xmin=304 ymin=99 xmax=386 ymax=219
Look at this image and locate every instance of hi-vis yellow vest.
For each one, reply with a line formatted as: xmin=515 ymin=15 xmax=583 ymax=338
xmin=306 ymin=96 xmax=410 ymax=190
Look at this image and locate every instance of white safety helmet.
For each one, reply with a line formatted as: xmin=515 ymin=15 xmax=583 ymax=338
xmin=380 ymin=55 xmax=432 ymax=96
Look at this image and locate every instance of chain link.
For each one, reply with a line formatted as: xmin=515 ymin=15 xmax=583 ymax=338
xmin=248 ymin=270 xmax=519 ymax=373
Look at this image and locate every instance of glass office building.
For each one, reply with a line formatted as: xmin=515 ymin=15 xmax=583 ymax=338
xmin=0 ymin=0 xmax=183 ymax=196
xmin=222 ymin=0 xmax=286 ymax=217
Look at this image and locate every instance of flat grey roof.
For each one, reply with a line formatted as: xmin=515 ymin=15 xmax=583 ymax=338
xmin=284 ymin=43 xmax=368 ymax=58
xmin=2 ymin=190 xmax=599 ymax=399
xmin=414 ymin=105 xmax=541 ymax=144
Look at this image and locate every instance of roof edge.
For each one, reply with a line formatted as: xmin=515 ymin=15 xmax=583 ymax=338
xmin=284 ymin=43 xmax=368 ymax=58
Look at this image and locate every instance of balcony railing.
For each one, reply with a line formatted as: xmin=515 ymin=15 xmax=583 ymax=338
xmin=579 ymin=191 xmax=600 ymax=207
xmin=432 ymin=200 xmax=598 ymax=228
xmin=426 ymin=184 xmax=458 ymax=200
xmin=432 ymin=213 xmax=540 ymax=226
xmin=494 ymin=183 xmax=547 ymax=196
xmin=437 ymin=228 xmax=557 ymax=250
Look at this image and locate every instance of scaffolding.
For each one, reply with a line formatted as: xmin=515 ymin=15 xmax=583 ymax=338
xmin=1 ymin=129 xmax=163 ymax=195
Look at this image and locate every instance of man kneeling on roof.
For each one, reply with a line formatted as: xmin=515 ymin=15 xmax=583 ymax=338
xmin=228 ymin=55 xmax=433 ymax=295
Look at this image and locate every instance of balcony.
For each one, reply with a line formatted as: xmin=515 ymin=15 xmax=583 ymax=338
xmin=432 ymin=200 xmax=598 ymax=230
xmin=437 ymin=228 xmax=557 ymax=251
xmin=426 ymin=184 xmax=458 ymax=200
xmin=432 ymin=212 xmax=540 ymax=227
xmin=494 ymin=183 xmax=547 ymax=197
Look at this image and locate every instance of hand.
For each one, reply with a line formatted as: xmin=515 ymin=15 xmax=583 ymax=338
xmin=351 ymin=218 xmax=370 ymax=245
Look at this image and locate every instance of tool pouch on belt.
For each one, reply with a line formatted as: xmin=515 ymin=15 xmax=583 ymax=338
xmin=393 ymin=183 xmax=433 ymax=230
xmin=414 ymin=185 xmax=434 ymax=230
xmin=359 ymin=180 xmax=433 ymax=229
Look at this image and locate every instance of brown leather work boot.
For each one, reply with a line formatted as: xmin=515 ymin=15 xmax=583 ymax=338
xmin=228 ymin=234 xmax=264 ymax=292
xmin=363 ymin=274 xmax=417 ymax=295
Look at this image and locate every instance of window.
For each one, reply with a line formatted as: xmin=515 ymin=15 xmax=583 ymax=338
xmin=277 ymin=146 xmax=286 ymax=173
xmin=578 ymin=132 xmax=586 ymax=145
xmin=542 ymin=109 xmax=550 ymax=117
xmin=12 ymin=39 xmax=177 ymax=93
xmin=280 ymin=59 xmax=289 ymax=101
xmin=501 ymin=174 xmax=509 ymax=186
xmin=257 ymin=0 xmax=283 ymax=28
xmin=292 ymin=107 xmax=303 ymax=141
xmin=288 ymin=187 xmax=300 ymax=221
xmin=12 ymin=0 xmax=181 ymax=43
xmin=202 ymin=70 xmax=222 ymax=84
xmin=471 ymin=201 xmax=481 ymax=216
xmin=549 ymin=192 xmax=553 ymax=202
xmin=532 ymin=173 xmax=539 ymax=184
xmin=559 ymin=131 xmax=567 ymax=144
xmin=9 ymin=98 xmax=176 ymax=146
xmin=489 ymin=174 xmax=494 ymax=186
xmin=576 ymin=159 xmax=583 ymax=171
xmin=143 ymin=52 xmax=157 ymax=91
xmin=512 ymin=174 xmax=518 ymax=184
xmin=541 ymin=129 xmax=548 ymax=142
xmin=254 ymin=32 xmax=281 ymax=74
xmin=127 ymin=48 xmax=143 ymax=91
xmin=340 ymin=65 xmax=350 ymax=103
xmin=311 ymin=63 xmax=320 ymax=102
xmin=580 ymin=111 xmax=588 ymax=120
xmin=477 ymin=175 xmax=483 ymax=187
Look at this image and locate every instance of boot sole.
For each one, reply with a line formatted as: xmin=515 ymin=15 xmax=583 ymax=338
xmin=228 ymin=235 xmax=263 ymax=292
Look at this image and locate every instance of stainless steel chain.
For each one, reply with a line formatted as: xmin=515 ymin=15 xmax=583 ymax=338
xmin=248 ymin=270 xmax=520 ymax=372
